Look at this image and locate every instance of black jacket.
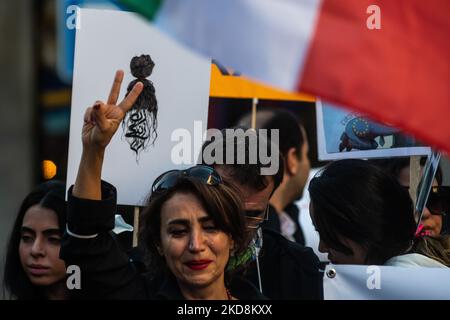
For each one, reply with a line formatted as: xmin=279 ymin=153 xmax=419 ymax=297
xmin=263 ymin=204 xmax=305 ymax=245
xmin=237 ymin=228 xmax=323 ymax=300
xmin=60 ymin=181 xmax=264 ymax=300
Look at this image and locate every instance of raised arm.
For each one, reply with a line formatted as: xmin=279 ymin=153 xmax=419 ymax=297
xmin=62 ymin=71 xmax=145 ymax=299
xmin=73 ymin=70 xmax=143 ymax=200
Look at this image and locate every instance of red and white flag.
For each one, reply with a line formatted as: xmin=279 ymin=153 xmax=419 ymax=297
xmin=150 ymin=0 xmax=450 ymax=154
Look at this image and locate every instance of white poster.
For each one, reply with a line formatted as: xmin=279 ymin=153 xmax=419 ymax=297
xmin=67 ymin=9 xmax=211 ymax=205
xmin=316 ymin=100 xmax=431 ymax=160
xmin=323 ymin=264 xmax=450 ymax=300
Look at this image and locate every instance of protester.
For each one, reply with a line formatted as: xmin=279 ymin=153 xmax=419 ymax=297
xmin=309 ymin=159 xmax=450 ymax=267
xmin=238 ymin=109 xmax=310 ymax=244
xmin=3 ymin=180 xmax=69 ymax=300
xmin=201 ymin=127 xmax=322 ymax=299
xmin=374 ymin=157 xmax=449 ymax=236
xmin=60 ymin=70 xmax=263 ymax=299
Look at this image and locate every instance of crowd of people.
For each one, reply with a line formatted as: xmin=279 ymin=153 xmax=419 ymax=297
xmin=3 ymin=71 xmax=449 ymax=300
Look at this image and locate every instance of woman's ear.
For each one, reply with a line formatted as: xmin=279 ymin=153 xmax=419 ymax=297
xmin=156 ymin=244 xmax=164 ymax=256
xmin=229 ymin=238 xmax=236 ymax=256
xmin=286 ymin=147 xmax=300 ymax=176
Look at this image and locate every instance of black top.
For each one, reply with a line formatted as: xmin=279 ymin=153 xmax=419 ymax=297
xmin=238 ymin=222 xmax=323 ymax=300
xmin=60 ymin=181 xmax=264 ymax=300
xmin=263 ymin=204 xmax=305 ymax=245
xmin=154 ymin=272 xmax=266 ymax=300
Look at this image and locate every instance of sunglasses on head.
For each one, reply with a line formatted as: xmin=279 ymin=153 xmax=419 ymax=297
xmin=404 ymin=186 xmax=450 ymax=216
xmin=152 ymin=165 xmax=222 ymax=194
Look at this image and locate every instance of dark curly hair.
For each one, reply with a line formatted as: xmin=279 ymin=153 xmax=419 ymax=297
xmin=123 ymin=54 xmax=158 ymax=159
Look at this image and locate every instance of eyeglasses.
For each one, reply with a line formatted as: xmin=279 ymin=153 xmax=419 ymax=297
xmin=245 ymin=205 xmax=270 ymax=229
xmin=426 ymin=186 xmax=449 ymax=216
xmin=152 ymin=165 xmax=222 ymax=194
xmin=404 ymin=186 xmax=449 ymax=216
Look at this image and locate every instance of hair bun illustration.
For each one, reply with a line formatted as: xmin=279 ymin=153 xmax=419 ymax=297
xmin=130 ymin=55 xmax=155 ymax=79
xmin=123 ymin=54 xmax=158 ymax=161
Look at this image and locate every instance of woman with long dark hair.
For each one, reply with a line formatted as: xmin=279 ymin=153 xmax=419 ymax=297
xmin=371 ymin=157 xmax=449 ymax=236
xmin=3 ymin=180 xmax=68 ymax=299
xmin=308 ymin=159 xmax=450 ymax=267
xmin=59 ymin=70 xmax=263 ymax=299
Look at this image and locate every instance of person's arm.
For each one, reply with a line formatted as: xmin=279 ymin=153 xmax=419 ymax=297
xmin=61 ymin=71 xmax=146 ymax=299
xmin=62 ymin=181 xmax=149 ymax=299
xmin=73 ymin=70 xmax=143 ymax=200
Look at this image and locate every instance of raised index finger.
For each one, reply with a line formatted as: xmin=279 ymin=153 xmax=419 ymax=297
xmin=107 ymin=70 xmax=124 ymax=105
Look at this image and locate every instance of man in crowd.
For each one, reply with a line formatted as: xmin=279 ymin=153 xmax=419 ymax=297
xmin=238 ymin=109 xmax=311 ymax=244
xmin=201 ymin=126 xmax=322 ymax=299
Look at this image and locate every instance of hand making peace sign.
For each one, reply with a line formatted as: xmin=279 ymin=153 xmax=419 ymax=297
xmin=82 ymin=70 xmax=143 ymax=149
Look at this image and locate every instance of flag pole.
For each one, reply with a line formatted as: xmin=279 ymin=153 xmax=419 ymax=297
xmin=133 ymin=206 xmax=140 ymax=247
xmin=409 ymin=156 xmax=421 ymax=210
xmin=414 ymin=151 xmax=441 ymax=226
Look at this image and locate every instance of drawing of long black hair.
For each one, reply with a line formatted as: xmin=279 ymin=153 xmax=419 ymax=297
xmin=123 ymin=54 xmax=158 ymax=160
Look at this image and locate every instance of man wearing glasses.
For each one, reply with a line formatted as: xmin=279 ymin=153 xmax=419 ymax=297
xmin=238 ymin=110 xmax=311 ymax=245
xmin=202 ymin=129 xmax=322 ymax=300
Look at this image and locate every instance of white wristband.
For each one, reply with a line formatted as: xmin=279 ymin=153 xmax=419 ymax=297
xmin=66 ymin=224 xmax=98 ymax=239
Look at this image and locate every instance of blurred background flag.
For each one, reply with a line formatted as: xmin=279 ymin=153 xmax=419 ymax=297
xmin=118 ymin=0 xmax=450 ymax=155
xmin=117 ymin=0 xmax=162 ymax=20
xmin=58 ymin=0 xmax=123 ymax=83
